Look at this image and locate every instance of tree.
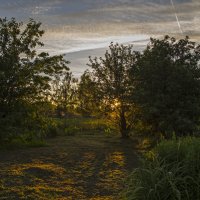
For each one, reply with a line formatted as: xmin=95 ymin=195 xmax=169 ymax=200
xmin=51 ymin=72 xmax=78 ymax=116
xmin=77 ymin=70 xmax=100 ymax=116
xmin=0 ymin=18 xmax=69 ymax=112
xmin=133 ymin=36 xmax=200 ymax=137
xmin=87 ymin=43 xmax=136 ymax=138
xmin=0 ymin=18 xmax=70 ymax=141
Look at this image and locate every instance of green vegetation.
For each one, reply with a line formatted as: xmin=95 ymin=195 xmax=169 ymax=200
xmin=1 ymin=18 xmax=200 ymax=199
xmin=133 ymin=36 xmax=200 ymax=138
xmin=0 ymin=17 xmax=71 ymax=146
xmin=87 ymin=43 xmax=136 ymax=138
xmin=1 ymin=18 xmax=200 ymax=142
xmin=49 ymin=117 xmax=115 ymax=137
xmin=122 ymin=137 xmax=200 ymax=200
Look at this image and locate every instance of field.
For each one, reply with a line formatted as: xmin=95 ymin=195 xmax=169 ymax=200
xmin=0 ymin=124 xmax=138 ymax=200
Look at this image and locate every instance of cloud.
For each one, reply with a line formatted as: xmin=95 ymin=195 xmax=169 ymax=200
xmin=1 ymin=0 xmax=199 ymax=76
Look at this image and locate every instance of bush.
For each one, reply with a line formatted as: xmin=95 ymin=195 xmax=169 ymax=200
xmin=0 ymin=110 xmax=53 ymax=147
xmin=56 ymin=117 xmax=115 ymax=136
xmin=0 ymin=133 xmax=46 ymax=150
xmin=123 ymin=137 xmax=200 ymax=200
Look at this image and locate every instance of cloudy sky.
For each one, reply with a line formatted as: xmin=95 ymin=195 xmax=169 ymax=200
xmin=0 ymin=0 xmax=199 ymax=76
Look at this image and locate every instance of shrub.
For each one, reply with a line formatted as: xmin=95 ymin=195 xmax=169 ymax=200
xmin=122 ymin=137 xmax=200 ymax=200
xmin=0 ymin=111 xmax=52 ymax=147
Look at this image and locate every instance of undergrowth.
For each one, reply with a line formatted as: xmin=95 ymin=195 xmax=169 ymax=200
xmin=122 ymin=137 xmax=200 ymax=200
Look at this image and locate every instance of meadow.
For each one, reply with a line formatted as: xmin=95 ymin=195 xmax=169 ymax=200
xmin=0 ymin=117 xmax=139 ymax=200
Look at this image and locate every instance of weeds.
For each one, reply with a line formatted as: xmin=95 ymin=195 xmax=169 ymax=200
xmin=122 ymin=137 xmax=200 ymax=200
xmin=53 ymin=117 xmax=116 ymax=136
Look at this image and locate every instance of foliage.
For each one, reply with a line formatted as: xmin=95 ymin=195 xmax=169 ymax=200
xmin=52 ymin=117 xmax=115 ymax=136
xmin=0 ymin=18 xmax=70 ymax=143
xmin=87 ymin=43 xmax=137 ymax=137
xmin=0 ymin=102 xmax=55 ymax=145
xmin=122 ymin=137 xmax=200 ymax=200
xmin=77 ymin=70 xmax=100 ymax=116
xmin=0 ymin=18 xmax=69 ymax=110
xmin=132 ymin=35 xmax=200 ymax=137
xmin=51 ymin=72 xmax=78 ymax=116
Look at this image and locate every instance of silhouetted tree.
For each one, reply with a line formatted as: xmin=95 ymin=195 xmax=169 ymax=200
xmin=132 ymin=36 xmax=200 ymax=137
xmin=51 ymin=72 xmax=78 ymax=116
xmin=77 ymin=70 xmax=100 ymax=116
xmin=0 ymin=18 xmax=69 ymax=112
xmin=88 ymin=43 xmax=136 ymax=138
xmin=0 ymin=18 xmax=70 ymax=141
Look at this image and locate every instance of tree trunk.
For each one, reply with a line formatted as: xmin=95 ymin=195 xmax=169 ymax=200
xmin=119 ymin=107 xmax=129 ymax=138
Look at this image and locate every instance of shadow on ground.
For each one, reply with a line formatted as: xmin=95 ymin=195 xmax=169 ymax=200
xmin=0 ymin=134 xmax=138 ymax=199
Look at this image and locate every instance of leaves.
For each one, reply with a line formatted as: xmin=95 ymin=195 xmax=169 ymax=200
xmin=133 ymin=35 xmax=200 ymax=137
xmin=86 ymin=43 xmax=137 ymax=137
xmin=0 ymin=18 xmax=70 ymax=110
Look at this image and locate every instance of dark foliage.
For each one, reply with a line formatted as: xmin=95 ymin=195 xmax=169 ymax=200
xmin=132 ymin=36 xmax=200 ymax=137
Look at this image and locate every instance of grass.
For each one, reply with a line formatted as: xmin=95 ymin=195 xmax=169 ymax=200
xmin=0 ymin=132 xmax=138 ymax=199
xmin=0 ymin=138 xmax=47 ymax=150
xmin=47 ymin=117 xmax=117 ymax=140
xmin=0 ymin=117 xmax=115 ymax=150
xmin=0 ymin=117 xmax=138 ymax=199
xmin=52 ymin=117 xmax=116 ymax=136
xmin=122 ymin=137 xmax=200 ymax=200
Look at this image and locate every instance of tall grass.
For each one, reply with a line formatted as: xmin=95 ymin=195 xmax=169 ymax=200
xmin=51 ymin=117 xmax=115 ymax=136
xmin=122 ymin=137 xmax=200 ymax=200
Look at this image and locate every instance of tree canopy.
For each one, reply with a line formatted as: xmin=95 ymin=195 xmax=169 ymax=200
xmin=87 ymin=43 xmax=137 ymax=137
xmin=51 ymin=72 xmax=78 ymax=116
xmin=132 ymin=36 xmax=200 ymax=137
xmin=0 ymin=18 xmax=71 ymax=142
xmin=1 ymin=17 xmax=200 ymax=141
xmin=0 ymin=18 xmax=69 ymax=112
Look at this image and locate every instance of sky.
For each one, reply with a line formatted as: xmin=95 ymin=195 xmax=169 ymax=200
xmin=0 ymin=0 xmax=199 ymax=76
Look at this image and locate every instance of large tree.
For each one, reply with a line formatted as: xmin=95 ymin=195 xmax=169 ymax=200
xmin=0 ymin=18 xmax=71 ymax=141
xmin=0 ymin=18 xmax=69 ymax=112
xmin=87 ymin=43 xmax=136 ymax=138
xmin=133 ymin=36 xmax=200 ymax=137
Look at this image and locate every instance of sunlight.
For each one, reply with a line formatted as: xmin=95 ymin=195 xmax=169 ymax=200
xmin=111 ymin=99 xmax=121 ymax=109
xmin=1 ymin=1 xmax=199 ymax=199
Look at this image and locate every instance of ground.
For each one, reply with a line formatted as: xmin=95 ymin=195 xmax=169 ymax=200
xmin=0 ymin=134 xmax=138 ymax=200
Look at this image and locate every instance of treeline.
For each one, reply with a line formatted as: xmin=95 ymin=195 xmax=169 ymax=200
xmin=1 ymin=18 xmax=200 ymax=144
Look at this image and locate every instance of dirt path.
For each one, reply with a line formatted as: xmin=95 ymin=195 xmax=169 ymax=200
xmin=0 ymin=135 xmax=138 ymax=200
